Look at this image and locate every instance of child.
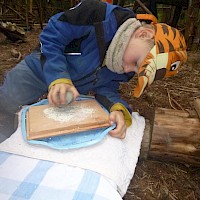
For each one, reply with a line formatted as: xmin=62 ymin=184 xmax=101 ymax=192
xmin=0 ymin=0 xmax=187 ymax=142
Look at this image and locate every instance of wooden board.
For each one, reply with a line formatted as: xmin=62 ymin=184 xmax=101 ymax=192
xmin=26 ymin=99 xmax=110 ymax=140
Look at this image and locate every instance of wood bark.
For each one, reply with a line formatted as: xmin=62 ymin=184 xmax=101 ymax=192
xmin=149 ymin=108 xmax=200 ymax=166
xmin=140 ymin=108 xmax=200 ymax=166
xmin=194 ymin=98 xmax=200 ymax=119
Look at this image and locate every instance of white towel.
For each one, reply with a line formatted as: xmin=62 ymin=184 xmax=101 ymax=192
xmin=0 ymin=152 xmax=123 ymax=200
xmin=0 ymin=112 xmax=145 ymax=196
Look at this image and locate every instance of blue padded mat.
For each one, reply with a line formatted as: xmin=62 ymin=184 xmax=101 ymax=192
xmin=21 ymin=97 xmax=115 ymax=150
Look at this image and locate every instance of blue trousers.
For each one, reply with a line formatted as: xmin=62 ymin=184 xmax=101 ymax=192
xmin=0 ymin=59 xmax=47 ymax=114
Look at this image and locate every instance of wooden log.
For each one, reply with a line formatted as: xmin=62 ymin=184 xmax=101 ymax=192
xmin=147 ymin=108 xmax=200 ymax=166
xmin=194 ymin=98 xmax=200 ymax=119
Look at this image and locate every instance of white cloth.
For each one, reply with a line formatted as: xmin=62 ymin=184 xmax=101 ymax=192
xmin=0 ymin=152 xmax=122 ymax=200
xmin=0 ymin=112 xmax=145 ymax=196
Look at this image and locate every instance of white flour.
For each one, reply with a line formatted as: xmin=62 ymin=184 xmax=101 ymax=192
xmin=43 ymin=104 xmax=95 ymax=123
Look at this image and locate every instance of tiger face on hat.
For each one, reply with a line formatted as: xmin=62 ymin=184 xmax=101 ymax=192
xmin=134 ymin=22 xmax=187 ymax=98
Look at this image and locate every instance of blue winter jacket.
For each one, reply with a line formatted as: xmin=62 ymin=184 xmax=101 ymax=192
xmin=25 ymin=0 xmax=136 ymax=126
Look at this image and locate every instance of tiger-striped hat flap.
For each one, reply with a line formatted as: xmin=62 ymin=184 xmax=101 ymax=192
xmin=134 ymin=23 xmax=187 ymax=98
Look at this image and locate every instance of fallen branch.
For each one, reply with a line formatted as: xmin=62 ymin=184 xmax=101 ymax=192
xmin=175 ymin=87 xmax=199 ymax=93
xmin=170 ymin=97 xmax=185 ymax=111
xmin=167 ymin=89 xmax=177 ymax=110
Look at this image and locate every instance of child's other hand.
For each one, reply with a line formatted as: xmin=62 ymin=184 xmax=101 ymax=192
xmin=109 ymin=110 xmax=126 ymax=139
xmin=48 ymin=83 xmax=79 ymax=106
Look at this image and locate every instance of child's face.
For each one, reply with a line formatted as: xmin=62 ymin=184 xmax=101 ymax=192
xmin=122 ymin=39 xmax=150 ymax=74
xmin=122 ymin=27 xmax=155 ymax=74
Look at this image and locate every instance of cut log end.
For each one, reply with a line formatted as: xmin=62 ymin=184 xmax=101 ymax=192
xmin=139 ymin=107 xmax=200 ymax=167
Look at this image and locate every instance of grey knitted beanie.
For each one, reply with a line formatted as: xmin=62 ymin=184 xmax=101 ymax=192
xmin=105 ymin=18 xmax=141 ymax=74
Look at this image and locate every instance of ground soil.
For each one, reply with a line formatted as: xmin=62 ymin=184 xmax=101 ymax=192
xmin=0 ymin=29 xmax=199 ymax=200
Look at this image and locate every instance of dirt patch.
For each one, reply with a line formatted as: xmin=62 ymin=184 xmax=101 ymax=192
xmin=0 ymin=29 xmax=199 ymax=200
xmin=0 ymin=29 xmax=40 ymax=83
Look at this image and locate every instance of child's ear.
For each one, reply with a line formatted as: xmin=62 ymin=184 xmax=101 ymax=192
xmin=134 ymin=28 xmax=155 ymax=39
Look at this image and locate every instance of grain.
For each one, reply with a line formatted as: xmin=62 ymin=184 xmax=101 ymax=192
xmin=43 ymin=104 xmax=95 ymax=123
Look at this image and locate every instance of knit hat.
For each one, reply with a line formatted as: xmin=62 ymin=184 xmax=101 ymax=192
xmin=105 ymin=18 xmax=142 ymax=74
xmin=106 ymin=14 xmax=187 ymax=98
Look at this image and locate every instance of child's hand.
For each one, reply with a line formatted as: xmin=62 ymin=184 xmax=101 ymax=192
xmin=48 ymin=83 xmax=79 ymax=106
xmin=109 ymin=110 xmax=126 ymax=139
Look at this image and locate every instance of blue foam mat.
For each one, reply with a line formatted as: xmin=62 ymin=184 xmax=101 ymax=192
xmin=21 ymin=97 xmax=116 ymax=150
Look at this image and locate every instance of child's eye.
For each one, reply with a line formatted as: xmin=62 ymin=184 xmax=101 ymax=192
xmin=170 ymin=61 xmax=180 ymax=71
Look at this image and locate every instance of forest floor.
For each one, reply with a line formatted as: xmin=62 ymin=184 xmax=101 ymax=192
xmin=0 ymin=28 xmax=200 ymax=200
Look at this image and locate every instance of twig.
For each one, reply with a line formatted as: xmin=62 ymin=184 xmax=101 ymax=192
xmin=17 ymin=51 xmax=22 ymax=61
xmin=162 ymin=186 xmax=178 ymax=200
xmin=125 ymin=192 xmax=141 ymax=199
xmin=135 ymin=0 xmax=153 ymax=14
xmin=168 ymin=163 xmax=188 ymax=174
xmin=181 ymin=173 xmax=200 ymax=197
xmin=6 ymin=5 xmax=25 ymax=20
xmin=161 ymin=176 xmax=178 ymax=200
xmin=166 ymin=83 xmax=199 ymax=93
xmin=176 ymin=87 xmax=199 ymax=93
xmin=170 ymin=97 xmax=185 ymax=111
xmin=169 ymin=163 xmax=200 ymax=197
xmin=185 ymin=191 xmax=196 ymax=199
xmin=167 ymin=89 xmax=177 ymax=110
